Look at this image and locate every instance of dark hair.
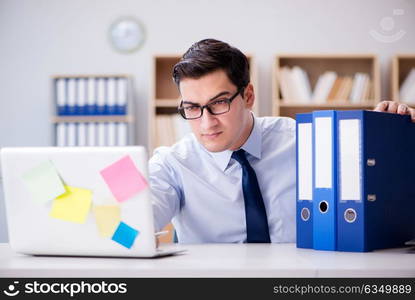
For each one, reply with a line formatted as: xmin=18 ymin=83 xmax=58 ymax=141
xmin=172 ymin=39 xmax=250 ymax=92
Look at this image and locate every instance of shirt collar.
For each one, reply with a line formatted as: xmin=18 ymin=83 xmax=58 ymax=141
xmin=207 ymin=114 xmax=262 ymax=172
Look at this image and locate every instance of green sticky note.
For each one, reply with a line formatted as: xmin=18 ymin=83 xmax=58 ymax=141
xmin=50 ymin=185 xmax=92 ymax=224
xmin=22 ymin=160 xmax=66 ymax=204
xmin=93 ymin=205 xmax=121 ymax=237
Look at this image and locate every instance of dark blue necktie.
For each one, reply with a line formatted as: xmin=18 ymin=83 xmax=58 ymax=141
xmin=232 ymin=149 xmax=271 ymax=243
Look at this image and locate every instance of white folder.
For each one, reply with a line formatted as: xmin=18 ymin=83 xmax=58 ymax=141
xmin=56 ymin=123 xmax=66 ymax=147
xmin=97 ymin=123 xmax=106 ymax=146
xmin=67 ymin=123 xmax=77 ymax=146
xmin=77 ymin=123 xmax=87 ymax=146
xmin=87 ymin=122 xmax=96 ymax=146
xmin=117 ymin=123 xmax=128 ymax=146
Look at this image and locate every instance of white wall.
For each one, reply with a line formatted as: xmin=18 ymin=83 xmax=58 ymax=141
xmin=0 ymin=0 xmax=414 ymax=241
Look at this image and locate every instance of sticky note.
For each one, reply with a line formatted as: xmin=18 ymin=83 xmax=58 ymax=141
xmin=111 ymin=221 xmax=139 ymax=249
xmin=100 ymin=155 xmax=148 ymax=203
xmin=49 ymin=185 xmax=92 ymax=224
xmin=93 ymin=205 xmax=121 ymax=237
xmin=22 ymin=160 xmax=66 ymax=204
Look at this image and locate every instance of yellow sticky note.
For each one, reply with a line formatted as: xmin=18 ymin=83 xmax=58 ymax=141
xmin=93 ymin=205 xmax=121 ymax=237
xmin=49 ymin=185 xmax=92 ymax=224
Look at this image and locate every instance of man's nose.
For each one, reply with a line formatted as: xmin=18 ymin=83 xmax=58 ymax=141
xmin=200 ymin=108 xmax=218 ymax=130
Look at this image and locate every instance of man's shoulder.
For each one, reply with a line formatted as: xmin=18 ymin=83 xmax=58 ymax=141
xmin=255 ymin=116 xmax=296 ymax=158
xmin=257 ymin=116 xmax=296 ymax=134
xmin=150 ymin=133 xmax=199 ymax=165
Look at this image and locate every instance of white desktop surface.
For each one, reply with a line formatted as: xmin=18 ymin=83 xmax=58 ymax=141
xmin=0 ymin=243 xmax=414 ymax=277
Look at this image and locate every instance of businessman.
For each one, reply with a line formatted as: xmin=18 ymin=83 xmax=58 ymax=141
xmin=149 ymin=39 xmax=415 ymax=244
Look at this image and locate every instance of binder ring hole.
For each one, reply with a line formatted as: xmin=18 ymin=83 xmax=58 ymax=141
xmin=344 ymin=208 xmax=357 ymax=223
xmin=319 ymin=201 xmax=329 ymax=213
xmin=301 ymin=208 xmax=310 ymax=221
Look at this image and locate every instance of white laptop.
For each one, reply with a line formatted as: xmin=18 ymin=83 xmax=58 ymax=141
xmin=0 ymin=146 xmax=184 ymax=258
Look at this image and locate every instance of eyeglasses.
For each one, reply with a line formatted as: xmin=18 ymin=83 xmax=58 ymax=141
xmin=178 ymin=89 xmax=242 ymax=120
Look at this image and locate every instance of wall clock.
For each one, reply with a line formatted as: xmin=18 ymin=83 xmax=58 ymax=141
xmin=108 ymin=17 xmax=145 ymax=53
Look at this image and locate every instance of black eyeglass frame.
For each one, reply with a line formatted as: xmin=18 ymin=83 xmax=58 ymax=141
xmin=178 ymin=88 xmax=243 ymax=120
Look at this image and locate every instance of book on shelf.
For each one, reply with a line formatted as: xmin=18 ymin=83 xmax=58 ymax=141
xmin=312 ymin=71 xmax=337 ymax=103
xmin=327 ymin=77 xmax=342 ymax=101
xmin=399 ymin=68 xmax=415 ymax=104
xmin=350 ymin=73 xmax=369 ymax=103
xmin=291 ymin=66 xmax=312 ymax=102
xmin=155 ymin=114 xmax=192 ymax=148
xmin=336 ymin=76 xmax=353 ymax=101
xmin=279 ymin=66 xmax=312 ymax=103
xmin=279 ymin=67 xmax=372 ymax=104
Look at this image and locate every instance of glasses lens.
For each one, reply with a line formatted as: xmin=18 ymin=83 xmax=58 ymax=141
xmin=181 ymin=105 xmax=202 ymax=119
xmin=208 ymin=100 xmax=230 ymax=115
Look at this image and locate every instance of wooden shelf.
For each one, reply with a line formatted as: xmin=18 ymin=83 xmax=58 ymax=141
xmin=155 ymin=99 xmax=180 ymax=107
xmin=391 ymin=54 xmax=415 ymax=103
xmin=52 ymin=115 xmax=134 ymax=123
xmin=52 ymin=74 xmax=131 ymax=79
xmin=272 ymin=54 xmax=380 ymax=117
xmin=278 ymin=101 xmax=376 ymax=108
xmin=154 ymin=56 xmax=181 ymax=100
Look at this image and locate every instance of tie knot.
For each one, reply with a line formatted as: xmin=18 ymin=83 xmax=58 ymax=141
xmin=231 ymin=149 xmax=248 ymax=165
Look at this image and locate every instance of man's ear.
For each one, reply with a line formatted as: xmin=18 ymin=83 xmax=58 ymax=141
xmin=243 ymin=83 xmax=255 ymax=110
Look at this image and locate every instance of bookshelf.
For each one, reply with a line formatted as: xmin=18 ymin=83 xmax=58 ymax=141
xmin=272 ymin=54 xmax=380 ymax=118
xmin=391 ymin=54 xmax=415 ymax=104
xmin=149 ymin=54 xmax=258 ymax=153
xmin=51 ymin=74 xmax=135 ymax=147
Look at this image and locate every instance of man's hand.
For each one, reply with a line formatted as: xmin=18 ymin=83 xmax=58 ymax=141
xmin=374 ymin=100 xmax=415 ymax=122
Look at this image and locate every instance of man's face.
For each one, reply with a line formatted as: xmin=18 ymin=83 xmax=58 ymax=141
xmin=179 ymin=69 xmax=254 ymax=152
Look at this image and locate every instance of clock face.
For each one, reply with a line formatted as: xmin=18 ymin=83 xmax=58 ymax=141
xmin=109 ymin=17 xmax=145 ymax=53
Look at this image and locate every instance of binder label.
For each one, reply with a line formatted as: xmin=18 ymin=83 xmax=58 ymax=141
xmin=298 ymin=123 xmax=312 ymax=200
xmin=315 ymin=117 xmax=332 ymax=188
xmin=339 ymin=119 xmax=361 ymax=202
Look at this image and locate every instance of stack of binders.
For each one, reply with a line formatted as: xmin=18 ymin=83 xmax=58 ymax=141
xmin=296 ymin=110 xmax=415 ymax=252
xmin=55 ymin=77 xmax=128 ymax=116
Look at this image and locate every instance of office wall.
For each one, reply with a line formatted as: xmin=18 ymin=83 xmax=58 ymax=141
xmin=0 ymin=0 xmax=414 ymax=242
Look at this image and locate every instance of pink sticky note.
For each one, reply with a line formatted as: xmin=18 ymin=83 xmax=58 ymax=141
xmin=100 ymin=155 xmax=148 ymax=202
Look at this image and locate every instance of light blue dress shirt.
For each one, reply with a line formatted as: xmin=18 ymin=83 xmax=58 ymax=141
xmin=149 ymin=116 xmax=296 ymax=243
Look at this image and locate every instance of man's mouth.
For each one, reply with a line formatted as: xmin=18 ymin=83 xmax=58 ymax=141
xmin=202 ymin=132 xmax=222 ymax=139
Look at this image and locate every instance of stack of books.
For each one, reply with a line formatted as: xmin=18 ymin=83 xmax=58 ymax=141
xmin=279 ymin=66 xmax=372 ymax=103
xmin=155 ymin=114 xmax=192 ymax=147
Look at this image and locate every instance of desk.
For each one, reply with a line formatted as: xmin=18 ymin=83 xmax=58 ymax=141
xmin=0 ymin=243 xmax=414 ymax=277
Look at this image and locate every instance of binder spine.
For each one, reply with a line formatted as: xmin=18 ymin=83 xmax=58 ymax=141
xmin=312 ymin=110 xmax=337 ymax=251
xmin=77 ymin=78 xmax=87 ymax=115
xmin=107 ymin=78 xmax=117 ymax=115
xmin=116 ymin=78 xmax=127 ymax=115
xmin=96 ymin=78 xmax=106 ymax=115
xmin=67 ymin=78 xmax=77 ymax=115
xmin=56 ymin=78 xmax=67 ymax=116
xmin=337 ymin=110 xmax=365 ymax=252
xmin=87 ymin=78 xmax=96 ymax=115
xmin=296 ymin=113 xmax=313 ymax=249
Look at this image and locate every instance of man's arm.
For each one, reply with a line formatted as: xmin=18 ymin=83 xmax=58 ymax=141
xmin=148 ymin=148 xmax=181 ymax=233
xmin=374 ymin=100 xmax=415 ymax=122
